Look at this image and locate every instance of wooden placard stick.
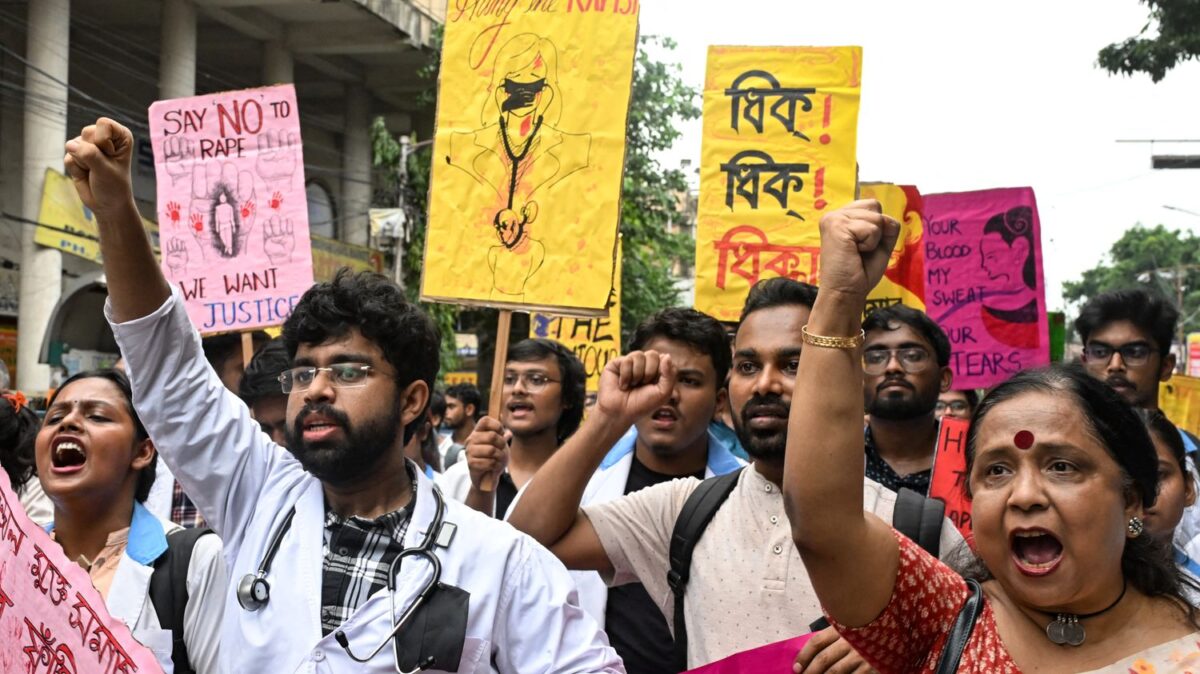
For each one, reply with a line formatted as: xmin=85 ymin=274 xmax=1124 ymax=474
xmin=241 ymin=332 xmax=255 ymax=369
xmin=479 ymin=309 xmax=513 ymax=493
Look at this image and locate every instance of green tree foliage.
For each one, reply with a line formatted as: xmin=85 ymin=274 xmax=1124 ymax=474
xmin=1098 ymin=0 xmax=1200 ymax=82
xmin=619 ymin=36 xmax=701 ymax=342
xmin=1063 ymin=224 xmax=1200 ymax=342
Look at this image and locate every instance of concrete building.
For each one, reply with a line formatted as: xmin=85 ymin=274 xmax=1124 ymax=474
xmin=0 ymin=0 xmax=445 ymax=392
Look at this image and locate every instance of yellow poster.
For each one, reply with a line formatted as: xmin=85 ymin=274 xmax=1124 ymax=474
xmin=35 ymin=168 xmax=158 ymax=262
xmin=421 ymin=1 xmax=639 ymax=315
xmin=445 ymin=371 xmax=479 ymax=386
xmin=1161 ymin=375 xmax=1200 ymax=436
xmin=310 ymin=235 xmax=384 ymax=283
xmin=860 ymin=183 xmax=925 ymax=313
xmin=530 ymin=243 xmax=621 ymax=392
xmin=694 ymin=46 xmax=862 ymax=321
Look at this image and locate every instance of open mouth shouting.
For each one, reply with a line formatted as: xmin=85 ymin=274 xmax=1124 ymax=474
xmin=649 ymin=407 xmax=679 ymax=430
xmin=507 ymin=400 xmax=535 ymax=421
xmin=1010 ymin=528 xmax=1064 ymax=576
xmin=50 ymin=435 xmax=88 ymax=475
xmin=300 ymin=413 xmax=343 ymax=443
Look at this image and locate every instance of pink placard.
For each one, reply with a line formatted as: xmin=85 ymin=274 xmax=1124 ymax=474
xmin=0 ymin=468 xmax=163 ymax=673
xmin=683 ymin=633 xmax=814 ymax=673
xmin=923 ymin=188 xmax=1049 ymax=389
xmin=149 ymin=84 xmax=313 ymax=334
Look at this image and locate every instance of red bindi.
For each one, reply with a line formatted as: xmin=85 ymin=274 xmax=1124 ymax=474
xmin=1014 ymin=430 xmax=1035 ymax=449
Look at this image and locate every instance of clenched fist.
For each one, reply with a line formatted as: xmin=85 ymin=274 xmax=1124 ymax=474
xmin=63 ymin=118 xmax=136 ymax=217
xmin=816 ymin=200 xmax=901 ymax=300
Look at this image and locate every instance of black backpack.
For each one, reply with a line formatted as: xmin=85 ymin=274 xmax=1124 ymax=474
xmin=148 ymin=526 xmax=215 ymax=674
xmin=665 ymin=469 xmax=944 ymax=671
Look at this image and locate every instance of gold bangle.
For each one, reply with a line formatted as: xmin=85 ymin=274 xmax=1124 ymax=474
xmin=801 ymin=325 xmax=865 ymax=350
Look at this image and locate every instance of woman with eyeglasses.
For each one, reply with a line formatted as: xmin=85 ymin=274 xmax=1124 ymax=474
xmin=783 ymin=202 xmax=1200 ymax=673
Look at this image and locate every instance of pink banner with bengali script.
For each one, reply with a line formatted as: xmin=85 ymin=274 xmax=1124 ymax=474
xmin=683 ymin=633 xmax=814 ymax=673
xmin=149 ymin=84 xmax=313 ymax=334
xmin=923 ymin=187 xmax=1049 ymax=389
xmin=0 ymin=468 xmax=162 ymax=674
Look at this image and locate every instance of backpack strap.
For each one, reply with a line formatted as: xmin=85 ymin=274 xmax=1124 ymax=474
xmin=149 ymin=526 xmax=214 ymax=674
xmin=667 ymin=468 xmax=743 ymax=671
xmin=934 ymin=578 xmax=984 ymax=674
xmin=893 ymin=488 xmax=944 ymax=558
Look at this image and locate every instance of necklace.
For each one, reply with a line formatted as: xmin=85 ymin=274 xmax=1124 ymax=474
xmin=1043 ymin=580 xmax=1127 ymax=646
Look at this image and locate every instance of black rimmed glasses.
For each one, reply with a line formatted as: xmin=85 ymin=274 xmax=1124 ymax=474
xmin=1083 ymin=342 xmax=1153 ymax=368
xmin=862 ymin=347 xmax=932 ymax=376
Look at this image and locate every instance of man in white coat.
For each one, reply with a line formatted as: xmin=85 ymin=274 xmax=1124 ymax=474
xmin=64 ymin=117 xmax=623 ymax=674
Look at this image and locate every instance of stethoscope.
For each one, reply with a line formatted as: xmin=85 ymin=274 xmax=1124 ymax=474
xmin=237 ymin=487 xmax=456 ymax=672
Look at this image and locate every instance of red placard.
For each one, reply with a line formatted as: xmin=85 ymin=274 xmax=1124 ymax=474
xmin=929 ymin=416 xmax=972 ymax=539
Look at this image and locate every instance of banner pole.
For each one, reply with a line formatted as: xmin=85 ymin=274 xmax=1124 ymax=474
xmin=479 ymin=310 xmax=513 ymax=493
xmin=241 ymin=332 xmax=254 ymax=370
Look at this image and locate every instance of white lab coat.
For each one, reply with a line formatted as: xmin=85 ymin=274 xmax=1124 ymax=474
xmin=109 ymin=290 xmax=623 ymax=674
xmin=49 ymin=504 xmax=226 ymax=674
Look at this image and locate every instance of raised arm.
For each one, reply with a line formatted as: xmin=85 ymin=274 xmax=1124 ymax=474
xmin=64 ymin=119 xmax=170 ymax=322
xmin=507 ymin=350 xmax=675 ymax=573
xmin=782 ymin=200 xmax=903 ymax=627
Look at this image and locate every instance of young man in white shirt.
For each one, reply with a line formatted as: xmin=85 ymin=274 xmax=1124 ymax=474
xmin=64 ymin=117 xmax=622 ymax=674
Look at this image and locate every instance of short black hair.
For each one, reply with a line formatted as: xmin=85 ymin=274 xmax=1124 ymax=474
xmin=429 ymin=390 xmax=446 ymax=419
xmin=201 ymin=330 xmax=269 ymax=369
xmin=508 ymin=338 xmax=585 ymax=443
xmin=630 ymin=307 xmax=731 ymax=388
xmin=1136 ymin=407 xmax=1188 ymax=479
xmin=1074 ymin=288 xmax=1179 ymax=356
xmin=239 ymin=338 xmax=290 ymax=405
xmin=446 ymin=383 xmax=482 ymax=419
xmin=739 ymin=277 xmax=819 ymax=325
xmin=47 ymin=369 xmax=156 ymax=502
xmin=282 ymin=270 xmax=440 ymax=443
xmin=863 ymin=304 xmax=952 ymax=367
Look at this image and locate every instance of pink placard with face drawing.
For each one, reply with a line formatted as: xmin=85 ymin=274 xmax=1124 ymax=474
xmin=0 ymin=468 xmax=163 ymax=673
xmin=149 ymin=84 xmax=313 ymax=334
xmin=923 ymin=187 xmax=1050 ymax=389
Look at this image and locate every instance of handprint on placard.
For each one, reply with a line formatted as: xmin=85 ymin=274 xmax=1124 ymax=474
xmin=256 ymin=130 xmax=298 ymax=191
xmin=165 ymin=237 xmax=189 ymax=277
xmin=263 ymin=216 xmax=296 ymax=265
xmin=163 ymin=137 xmax=194 ymax=186
xmin=269 ymin=191 xmax=283 ymax=210
xmin=165 ymin=201 xmax=182 ymax=228
xmin=189 ymin=212 xmax=204 ymax=233
xmin=190 ymin=161 xmax=257 ymax=258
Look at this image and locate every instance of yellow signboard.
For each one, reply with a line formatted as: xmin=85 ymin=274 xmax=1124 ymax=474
xmin=694 ymin=46 xmax=862 ymax=321
xmin=445 ymin=371 xmax=479 ymax=386
xmin=860 ymin=183 xmax=925 ymax=313
xmin=310 ymin=235 xmax=384 ymax=283
xmin=421 ymin=1 xmax=639 ymax=315
xmin=531 ymin=244 xmax=621 ymax=392
xmin=1162 ymin=375 xmax=1200 ymax=436
xmin=35 ymin=168 xmax=158 ymax=262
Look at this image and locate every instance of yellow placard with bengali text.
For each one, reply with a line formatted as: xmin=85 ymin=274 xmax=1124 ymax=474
xmin=530 ymin=243 xmax=621 ymax=391
xmin=694 ymin=46 xmax=861 ymax=321
xmin=860 ymin=183 xmax=925 ymax=313
xmin=34 ymin=168 xmax=158 ymax=262
xmin=1161 ymin=375 xmax=1200 ymax=436
xmin=421 ymin=1 xmax=639 ymax=315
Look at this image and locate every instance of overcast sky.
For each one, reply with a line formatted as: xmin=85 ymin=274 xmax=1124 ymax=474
xmin=639 ymin=0 xmax=1200 ymax=311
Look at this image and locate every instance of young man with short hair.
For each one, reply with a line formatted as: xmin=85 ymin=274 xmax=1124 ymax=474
xmin=67 ymin=117 xmax=621 ymax=673
xmin=441 ymin=383 xmax=482 ymax=468
xmin=437 ymin=338 xmax=586 ymax=519
xmin=507 ymin=275 xmax=962 ymax=671
xmin=239 ymin=337 xmax=291 ymax=448
xmin=861 ymin=304 xmax=954 ymax=494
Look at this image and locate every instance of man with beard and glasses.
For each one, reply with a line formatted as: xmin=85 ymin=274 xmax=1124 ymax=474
xmin=1075 ymin=289 xmax=1200 ymax=560
xmin=508 ymin=278 xmax=962 ymax=672
xmin=65 ymin=117 xmax=623 ymax=674
xmin=860 ymin=305 xmax=954 ymax=495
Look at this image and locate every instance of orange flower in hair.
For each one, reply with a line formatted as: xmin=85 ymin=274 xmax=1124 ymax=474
xmin=3 ymin=390 xmax=27 ymax=413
